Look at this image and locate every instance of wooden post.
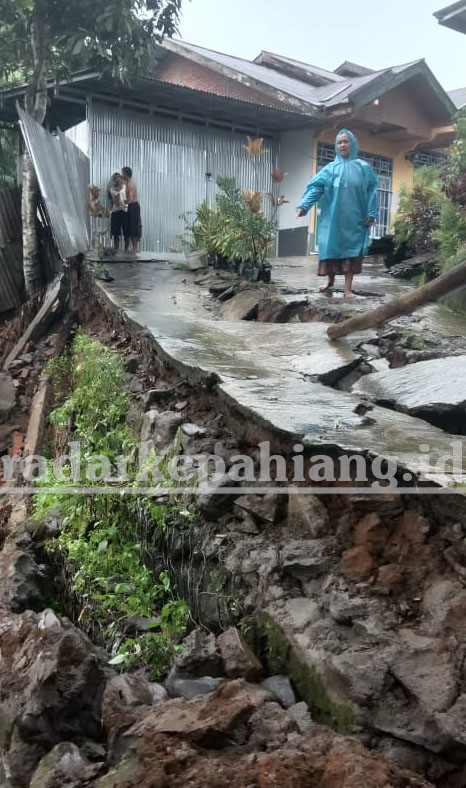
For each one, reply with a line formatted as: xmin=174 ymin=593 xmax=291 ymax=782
xmin=327 ymin=260 xmax=466 ymax=340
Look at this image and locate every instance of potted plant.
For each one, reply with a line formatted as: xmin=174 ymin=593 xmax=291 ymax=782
xmin=216 ymin=177 xmax=276 ymax=282
xmin=180 ymin=202 xmax=224 ymax=267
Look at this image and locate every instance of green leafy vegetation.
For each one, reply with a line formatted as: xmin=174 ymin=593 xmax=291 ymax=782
xmin=432 ymin=200 xmax=466 ymax=263
xmin=35 ymin=330 xmax=190 ymax=679
xmin=393 ymin=113 xmax=466 ymax=315
xmin=393 ymin=167 xmax=443 ymax=256
xmin=216 ymin=176 xmax=276 ymax=268
xmin=0 ymin=127 xmax=18 ymax=189
xmin=0 ymin=0 xmax=183 ymax=90
xmin=182 ymin=177 xmax=277 ymax=269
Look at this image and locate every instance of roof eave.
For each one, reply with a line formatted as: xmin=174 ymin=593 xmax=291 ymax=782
xmin=348 ymin=61 xmax=456 ymax=118
xmin=434 ymin=2 xmax=466 ymax=32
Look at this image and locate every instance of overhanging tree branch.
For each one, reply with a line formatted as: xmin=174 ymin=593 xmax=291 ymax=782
xmin=327 ymin=260 xmax=466 ymax=340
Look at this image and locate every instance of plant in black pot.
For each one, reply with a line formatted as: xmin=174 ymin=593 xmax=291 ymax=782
xmin=216 ymin=176 xmax=276 ymax=282
xmin=180 ymin=202 xmax=225 ymax=265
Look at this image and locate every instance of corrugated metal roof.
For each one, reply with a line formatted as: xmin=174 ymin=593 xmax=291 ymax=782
xmin=18 ymin=108 xmax=90 ymax=260
xmin=334 ymin=61 xmax=375 ymax=77
xmin=165 ymin=42 xmax=424 ymax=111
xmin=449 ymin=86 xmax=466 ymax=108
xmin=164 ymin=41 xmax=324 ymax=108
xmin=254 ymin=51 xmax=344 ymax=84
xmin=0 ymin=187 xmax=22 ymax=246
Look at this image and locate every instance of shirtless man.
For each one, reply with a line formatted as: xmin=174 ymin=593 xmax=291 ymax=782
xmin=121 ymin=166 xmax=142 ymax=253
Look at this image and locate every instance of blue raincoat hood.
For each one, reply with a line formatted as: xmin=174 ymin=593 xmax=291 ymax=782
xmin=335 ymin=129 xmax=358 ymax=161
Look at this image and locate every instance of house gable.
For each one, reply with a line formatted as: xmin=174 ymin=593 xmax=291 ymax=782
xmin=157 ymin=52 xmax=291 ymax=111
xmin=353 ymin=78 xmax=453 ymax=145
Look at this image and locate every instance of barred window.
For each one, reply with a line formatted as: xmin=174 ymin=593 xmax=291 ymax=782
xmin=410 ymin=149 xmax=448 ymax=169
xmin=316 ymin=142 xmax=393 ymax=176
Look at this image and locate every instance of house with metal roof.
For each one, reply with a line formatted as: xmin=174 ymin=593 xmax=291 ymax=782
xmin=0 ymin=40 xmax=457 ymax=255
xmin=435 ymin=2 xmax=466 ymax=34
xmin=435 ymin=5 xmax=466 ymax=113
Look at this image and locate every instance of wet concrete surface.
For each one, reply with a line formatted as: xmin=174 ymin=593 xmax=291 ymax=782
xmin=86 ymin=250 xmax=185 ymax=264
xmin=272 ymin=255 xmax=413 ymax=300
xmin=355 ymin=355 xmax=466 ymax=414
xmin=97 ymin=257 xmax=466 ymax=487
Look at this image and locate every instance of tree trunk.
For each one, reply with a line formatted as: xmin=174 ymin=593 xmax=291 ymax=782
xmin=327 ymin=260 xmax=466 ymax=340
xmin=22 ymin=13 xmax=48 ymax=297
xmin=22 ymin=152 xmax=42 ymax=296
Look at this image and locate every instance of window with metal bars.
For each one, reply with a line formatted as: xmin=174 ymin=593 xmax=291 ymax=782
xmin=316 ymin=142 xmax=393 ymax=175
xmin=410 ymin=149 xmax=448 ymax=169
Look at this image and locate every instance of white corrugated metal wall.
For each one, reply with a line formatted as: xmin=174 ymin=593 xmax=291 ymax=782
xmin=89 ymin=103 xmax=278 ymax=252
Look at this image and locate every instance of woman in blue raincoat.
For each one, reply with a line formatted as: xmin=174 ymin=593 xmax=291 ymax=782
xmin=297 ymin=129 xmax=379 ymax=299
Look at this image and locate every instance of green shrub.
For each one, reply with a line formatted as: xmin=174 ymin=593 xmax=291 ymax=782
xmin=216 ymin=176 xmax=276 ymax=267
xmin=442 ymin=110 xmax=466 ymax=209
xmin=35 ymin=330 xmax=190 ymax=679
xmin=393 ymin=167 xmax=443 ymax=255
xmin=432 ymin=201 xmax=466 ymax=264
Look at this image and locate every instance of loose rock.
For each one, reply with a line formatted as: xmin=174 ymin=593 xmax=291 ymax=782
xmin=281 ymin=539 xmax=333 ymax=580
xmin=261 ymin=675 xmax=296 ymax=709
xmin=174 ymin=629 xmax=223 ymax=678
xmin=216 ymin=627 xmax=263 ymax=681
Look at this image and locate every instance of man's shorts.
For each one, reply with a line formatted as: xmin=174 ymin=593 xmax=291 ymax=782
xmin=127 ymin=202 xmax=142 ymax=239
xmin=110 ymin=210 xmax=129 ymax=237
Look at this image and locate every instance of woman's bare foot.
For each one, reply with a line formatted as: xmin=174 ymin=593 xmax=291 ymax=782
xmin=344 ymin=291 xmax=354 ymax=300
xmin=319 ymin=277 xmax=334 ymax=293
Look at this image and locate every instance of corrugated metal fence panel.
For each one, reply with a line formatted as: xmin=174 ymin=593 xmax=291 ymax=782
xmin=18 ymin=108 xmax=90 ymax=259
xmin=0 ymin=244 xmax=23 ymax=312
xmin=65 ymin=121 xmax=89 ymax=157
xmin=0 ymin=187 xmax=22 ymax=245
xmin=90 ymin=104 xmax=278 ymax=252
xmin=58 ymin=130 xmax=91 ymax=241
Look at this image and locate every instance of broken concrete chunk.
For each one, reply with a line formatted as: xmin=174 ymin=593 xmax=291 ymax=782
xmin=182 ymin=422 xmax=207 ymax=438
xmin=247 ymin=701 xmax=295 ymax=750
xmin=154 ymin=411 xmax=184 ymax=448
xmin=234 ymin=492 xmax=286 ymax=525
xmin=216 ymin=627 xmax=262 ymax=681
xmin=140 ymin=408 xmax=160 ymax=441
xmin=354 ymin=354 xmax=466 ymax=418
xmin=281 ymin=539 xmax=333 ymax=579
xmin=142 ymin=387 xmax=175 ymax=410
xmin=287 ymin=493 xmax=329 ymax=537
xmin=197 ymin=473 xmax=239 ymax=519
xmin=261 ymin=675 xmax=296 ymax=709
xmin=166 ymin=675 xmax=225 ymax=700
xmin=220 ymin=290 xmax=265 ymax=321
xmin=287 ymin=701 xmax=313 ymax=733
xmin=147 ymin=683 xmax=168 ymax=706
xmin=174 ymin=629 xmax=223 ymax=678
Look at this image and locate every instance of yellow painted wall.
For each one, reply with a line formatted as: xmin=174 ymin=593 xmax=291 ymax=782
xmin=309 ymin=127 xmax=415 ymax=239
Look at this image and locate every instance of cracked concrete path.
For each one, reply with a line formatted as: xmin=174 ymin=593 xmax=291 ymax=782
xmin=96 ymin=256 xmax=466 ymax=488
